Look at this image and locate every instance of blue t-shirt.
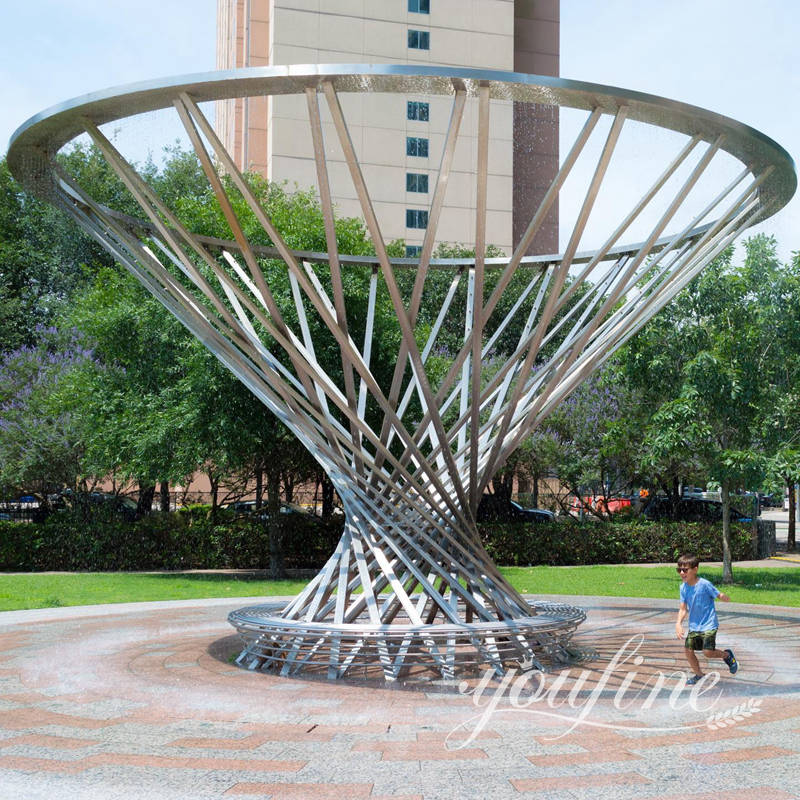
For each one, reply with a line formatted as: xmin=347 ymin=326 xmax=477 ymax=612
xmin=680 ymin=577 xmax=720 ymax=632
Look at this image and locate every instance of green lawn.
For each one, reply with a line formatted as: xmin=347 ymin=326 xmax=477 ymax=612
xmin=499 ymin=564 xmax=800 ymax=607
xmin=0 ymin=572 xmax=307 ymax=611
xmin=1 ymin=564 xmax=799 ymax=612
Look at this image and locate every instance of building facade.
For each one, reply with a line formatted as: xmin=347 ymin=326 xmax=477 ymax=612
xmin=216 ymin=0 xmax=558 ymax=254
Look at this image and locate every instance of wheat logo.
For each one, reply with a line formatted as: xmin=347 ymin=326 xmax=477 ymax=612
xmin=706 ymin=698 xmax=762 ymax=730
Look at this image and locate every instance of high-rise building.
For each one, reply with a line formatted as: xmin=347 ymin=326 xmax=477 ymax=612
xmin=216 ymin=0 xmax=558 ymax=254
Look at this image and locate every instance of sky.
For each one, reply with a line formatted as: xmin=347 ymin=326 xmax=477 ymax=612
xmin=1 ymin=0 xmax=797 ymax=261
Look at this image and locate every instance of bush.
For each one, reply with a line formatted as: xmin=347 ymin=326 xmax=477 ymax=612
xmin=480 ymin=518 xmax=755 ymax=566
xmin=0 ymin=506 xmax=343 ymax=571
xmin=0 ymin=512 xmax=754 ymax=572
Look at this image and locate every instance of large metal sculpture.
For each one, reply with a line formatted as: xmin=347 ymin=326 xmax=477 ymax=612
xmin=9 ymin=66 xmax=794 ymax=681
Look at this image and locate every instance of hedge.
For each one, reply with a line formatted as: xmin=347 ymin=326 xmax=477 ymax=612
xmin=0 ymin=510 xmax=754 ymax=572
xmin=479 ymin=519 xmax=755 ymax=566
xmin=0 ymin=507 xmax=342 ymax=572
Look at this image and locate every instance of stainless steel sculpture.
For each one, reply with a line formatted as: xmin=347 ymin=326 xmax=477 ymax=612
xmin=9 ymin=65 xmax=795 ymax=681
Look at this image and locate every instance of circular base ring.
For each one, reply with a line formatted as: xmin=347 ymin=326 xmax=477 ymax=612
xmin=230 ymin=601 xmax=587 ymax=680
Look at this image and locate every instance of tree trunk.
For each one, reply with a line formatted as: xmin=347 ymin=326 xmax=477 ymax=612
xmin=159 ymin=481 xmax=170 ymax=513
xmin=492 ymin=471 xmax=513 ymax=503
xmin=209 ymin=474 xmax=219 ymax=514
xmin=788 ymin=477 xmax=797 ymax=551
xmin=283 ymin=470 xmax=294 ymax=504
xmin=670 ymin=476 xmax=680 ymax=518
xmin=255 ymin=467 xmax=263 ymax=510
xmin=136 ymin=482 xmax=155 ymax=517
xmin=720 ymin=480 xmax=734 ymax=583
xmin=321 ymin=473 xmax=334 ymax=519
xmin=312 ymin=477 xmax=320 ymax=515
xmin=532 ymin=471 xmax=540 ymax=508
xmin=267 ymin=470 xmax=284 ymax=579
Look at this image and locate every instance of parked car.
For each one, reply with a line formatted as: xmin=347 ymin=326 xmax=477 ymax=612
xmin=682 ymin=486 xmax=706 ymax=498
xmin=224 ymin=500 xmax=262 ymax=514
xmin=222 ymin=500 xmax=320 ymax=523
xmin=76 ymin=492 xmax=139 ymax=520
xmin=476 ymin=494 xmax=555 ymax=524
xmin=758 ymin=492 xmax=781 ymax=508
xmin=643 ymin=496 xmax=751 ymax=523
xmin=0 ymin=494 xmax=41 ymax=522
xmin=35 ymin=491 xmax=139 ymax=521
xmin=570 ymin=495 xmax=632 ymax=515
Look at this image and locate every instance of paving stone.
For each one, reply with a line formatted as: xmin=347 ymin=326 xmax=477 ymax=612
xmin=0 ymin=595 xmax=799 ymax=798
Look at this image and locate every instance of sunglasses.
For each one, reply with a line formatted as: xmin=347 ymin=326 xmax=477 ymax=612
xmin=676 ymin=567 xmax=693 ymax=573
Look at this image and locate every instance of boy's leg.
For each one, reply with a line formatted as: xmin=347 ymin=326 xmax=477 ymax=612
xmin=703 ymin=647 xmax=738 ymax=673
xmin=684 ymin=647 xmax=702 ymax=676
xmin=700 ymin=631 xmax=737 ymax=673
xmin=684 ymin=631 xmax=703 ymax=676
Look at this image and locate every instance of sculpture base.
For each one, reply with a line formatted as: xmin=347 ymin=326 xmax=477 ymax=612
xmin=229 ymin=601 xmax=586 ymax=681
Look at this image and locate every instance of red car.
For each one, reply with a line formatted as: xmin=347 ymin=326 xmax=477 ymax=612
xmin=570 ymin=496 xmax=631 ymax=515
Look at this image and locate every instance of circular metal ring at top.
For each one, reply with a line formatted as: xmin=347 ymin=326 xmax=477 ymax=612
xmin=8 ymin=63 xmax=796 ymax=230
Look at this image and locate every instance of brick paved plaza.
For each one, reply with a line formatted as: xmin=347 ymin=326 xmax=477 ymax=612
xmin=0 ymin=594 xmax=798 ymax=799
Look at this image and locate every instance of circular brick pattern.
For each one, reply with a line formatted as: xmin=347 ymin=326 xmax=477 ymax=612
xmin=0 ymin=596 xmax=799 ymax=799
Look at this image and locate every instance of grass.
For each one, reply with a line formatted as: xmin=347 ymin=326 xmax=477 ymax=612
xmin=0 ymin=565 xmax=799 ymax=612
xmin=499 ymin=564 xmax=800 ymax=607
xmin=0 ymin=572 xmax=307 ymax=612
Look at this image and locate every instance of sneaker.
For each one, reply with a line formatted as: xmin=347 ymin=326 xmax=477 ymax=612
xmin=724 ymin=649 xmax=738 ymax=674
xmin=686 ymin=674 xmax=703 ymax=685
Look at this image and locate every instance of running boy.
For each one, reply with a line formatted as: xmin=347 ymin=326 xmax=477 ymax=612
xmin=674 ymin=553 xmax=738 ymax=684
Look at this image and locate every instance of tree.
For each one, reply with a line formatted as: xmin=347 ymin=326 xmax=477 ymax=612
xmin=618 ymin=253 xmax=719 ymax=505
xmin=621 ymin=242 xmax=782 ymax=581
xmin=541 ymin=365 xmax=641 ymax=518
xmin=768 ymin=448 xmax=800 ymax=549
xmin=65 ymin=266 xmax=212 ymax=504
xmin=45 ymin=144 xmax=400 ymax=572
xmin=0 ymin=327 xmax=100 ymax=500
xmin=0 ymin=157 xmax=114 ymax=353
xmin=746 ymin=240 xmax=800 ymax=549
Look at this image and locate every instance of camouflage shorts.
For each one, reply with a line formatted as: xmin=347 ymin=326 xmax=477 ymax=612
xmin=685 ymin=629 xmax=717 ymax=651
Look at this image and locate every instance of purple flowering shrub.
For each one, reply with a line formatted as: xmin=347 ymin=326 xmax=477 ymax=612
xmin=0 ymin=326 xmax=100 ymax=498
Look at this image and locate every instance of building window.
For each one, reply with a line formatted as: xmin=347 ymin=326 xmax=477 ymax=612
xmin=406 ymin=209 xmax=429 ymax=229
xmin=406 ymin=137 xmax=429 ymax=157
xmin=407 ymin=101 xmax=429 ymax=121
xmin=405 ymin=245 xmax=423 ymax=257
xmin=408 ymin=29 xmax=430 ymax=50
xmin=408 ymin=0 xmax=430 ymax=12
xmin=406 ymin=173 xmax=429 ymax=193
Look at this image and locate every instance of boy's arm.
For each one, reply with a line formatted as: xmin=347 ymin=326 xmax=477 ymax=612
xmin=711 ymin=581 xmax=730 ymax=602
xmin=675 ymin=601 xmax=688 ymax=638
